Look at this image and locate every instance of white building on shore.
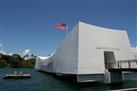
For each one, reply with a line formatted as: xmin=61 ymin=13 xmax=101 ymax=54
xmin=35 ymin=22 xmax=137 ymax=83
xmin=21 ymin=49 xmax=35 ymax=60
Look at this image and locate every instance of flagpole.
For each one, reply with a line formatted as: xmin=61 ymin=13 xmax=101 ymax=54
xmin=0 ymin=5 xmax=3 ymax=52
xmin=66 ymin=25 xmax=68 ymax=36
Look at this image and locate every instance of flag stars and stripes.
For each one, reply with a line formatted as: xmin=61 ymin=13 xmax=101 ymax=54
xmin=55 ymin=23 xmax=67 ymax=30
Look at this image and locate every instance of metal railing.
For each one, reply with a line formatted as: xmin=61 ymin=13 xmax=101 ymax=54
xmin=106 ymin=59 xmax=137 ymax=69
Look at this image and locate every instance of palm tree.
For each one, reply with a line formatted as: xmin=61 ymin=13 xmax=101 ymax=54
xmin=26 ymin=54 xmax=29 ymax=57
xmin=31 ymin=54 xmax=34 ymax=57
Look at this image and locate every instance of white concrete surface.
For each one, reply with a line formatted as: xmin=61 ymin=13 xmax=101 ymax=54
xmin=78 ymin=22 xmax=134 ymax=74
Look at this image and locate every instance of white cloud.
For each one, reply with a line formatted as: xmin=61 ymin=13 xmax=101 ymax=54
xmin=24 ymin=49 xmax=31 ymax=53
xmin=0 ymin=51 xmax=7 ymax=55
xmin=8 ymin=53 xmax=14 ymax=56
xmin=23 ymin=49 xmax=31 ymax=55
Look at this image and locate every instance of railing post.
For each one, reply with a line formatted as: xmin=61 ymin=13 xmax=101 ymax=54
xmin=118 ymin=61 xmax=120 ymax=68
xmin=128 ymin=61 xmax=131 ymax=68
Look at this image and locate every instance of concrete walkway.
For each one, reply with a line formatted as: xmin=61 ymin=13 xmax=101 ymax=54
xmin=109 ymin=87 xmax=137 ymax=91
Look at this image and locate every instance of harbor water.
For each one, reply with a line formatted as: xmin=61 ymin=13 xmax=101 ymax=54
xmin=0 ymin=68 xmax=137 ymax=91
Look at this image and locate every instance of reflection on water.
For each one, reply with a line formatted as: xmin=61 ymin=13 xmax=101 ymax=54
xmin=0 ymin=68 xmax=137 ymax=91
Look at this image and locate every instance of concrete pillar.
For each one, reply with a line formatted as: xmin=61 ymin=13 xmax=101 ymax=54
xmin=110 ymin=71 xmax=123 ymax=83
xmin=104 ymin=70 xmax=123 ymax=84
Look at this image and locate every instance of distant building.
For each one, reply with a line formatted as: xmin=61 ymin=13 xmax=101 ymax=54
xmin=22 ymin=49 xmax=35 ymax=60
xmin=35 ymin=22 xmax=137 ymax=83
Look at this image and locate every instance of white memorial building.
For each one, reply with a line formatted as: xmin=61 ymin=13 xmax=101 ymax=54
xmin=35 ymin=22 xmax=137 ymax=83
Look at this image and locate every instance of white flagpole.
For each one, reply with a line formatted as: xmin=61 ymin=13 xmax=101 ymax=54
xmin=0 ymin=7 xmax=3 ymax=52
xmin=65 ymin=25 xmax=68 ymax=36
xmin=0 ymin=20 xmax=3 ymax=52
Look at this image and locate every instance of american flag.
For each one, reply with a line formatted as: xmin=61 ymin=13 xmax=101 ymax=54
xmin=55 ymin=23 xmax=67 ymax=30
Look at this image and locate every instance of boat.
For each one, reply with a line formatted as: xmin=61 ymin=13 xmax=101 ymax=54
xmin=3 ymin=71 xmax=31 ymax=79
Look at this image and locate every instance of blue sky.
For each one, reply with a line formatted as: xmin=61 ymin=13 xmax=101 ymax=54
xmin=0 ymin=0 xmax=136 ymax=56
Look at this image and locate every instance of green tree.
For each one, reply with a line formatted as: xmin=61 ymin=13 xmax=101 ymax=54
xmin=21 ymin=61 xmax=34 ymax=68
xmin=0 ymin=59 xmax=7 ymax=68
xmin=31 ymin=54 xmax=34 ymax=57
xmin=26 ymin=58 xmax=36 ymax=65
xmin=0 ymin=53 xmax=36 ymax=68
xmin=10 ymin=54 xmax=24 ymax=68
